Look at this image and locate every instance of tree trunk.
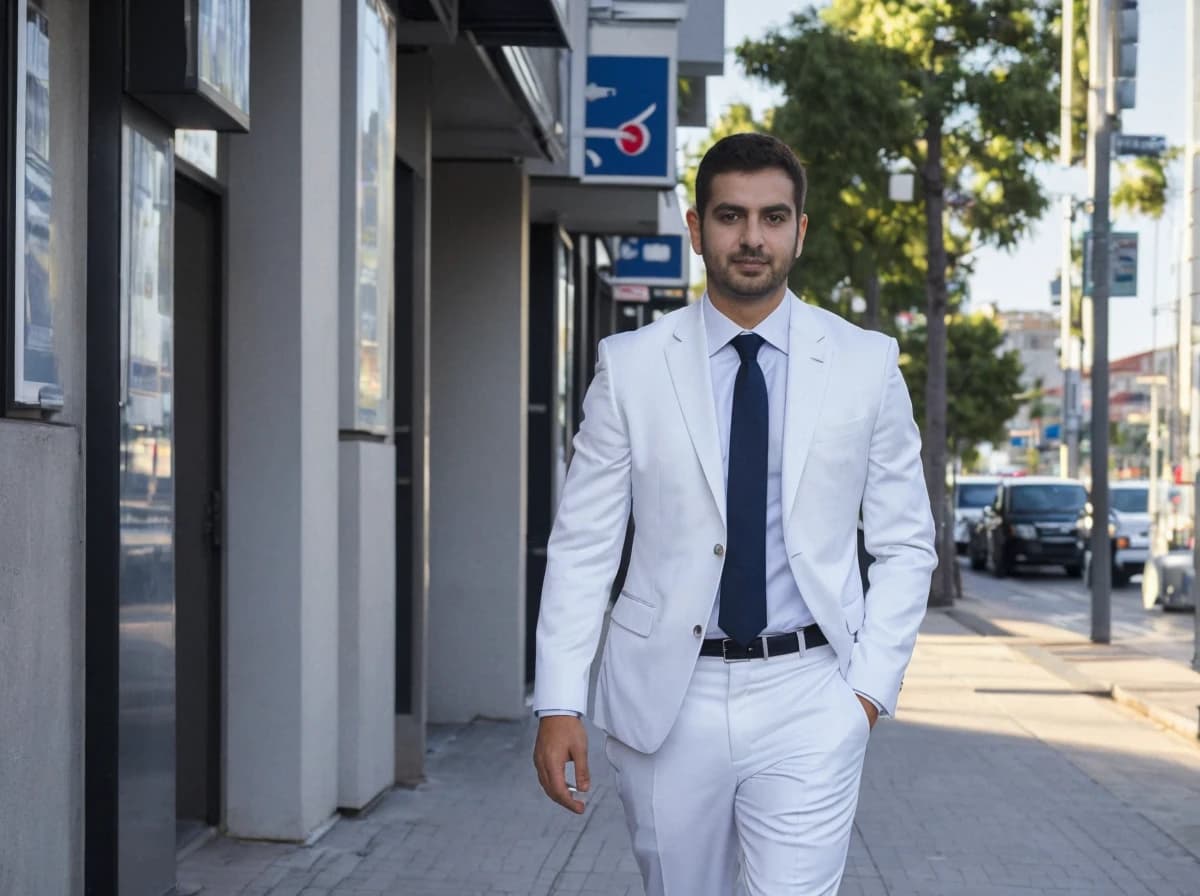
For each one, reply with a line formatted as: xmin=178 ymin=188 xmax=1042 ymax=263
xmin=922 ymin=110 xmax=955 ymax=606
xmin=865 ymin=265 xmax=881 ymax=331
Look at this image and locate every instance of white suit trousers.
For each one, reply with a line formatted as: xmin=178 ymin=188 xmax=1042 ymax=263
xmin=603 ymin=644 xmax=870 ymax=896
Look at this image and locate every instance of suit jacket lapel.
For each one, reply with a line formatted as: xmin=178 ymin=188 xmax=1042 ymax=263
xmin=664 ymin=303 xmax=726 ymax=525
xmin=781 ymin=296 xmax=830 ymax=525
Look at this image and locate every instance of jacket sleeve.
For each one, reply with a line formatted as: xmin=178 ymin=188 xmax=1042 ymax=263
xmin=845 ymin=337 xmax=937 ymax=714
xmin=532 ymin=338 xmax=633 ymax=715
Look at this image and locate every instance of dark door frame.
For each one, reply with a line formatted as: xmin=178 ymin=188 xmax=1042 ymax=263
xmin=173 ymin=169 xmax=226 ymax=836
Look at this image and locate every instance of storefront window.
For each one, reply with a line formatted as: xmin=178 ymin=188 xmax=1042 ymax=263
xmin=197 ymin=0 xmax=249 ymax=116
xmin=12 ymin=0 xmax=58 ymax=408
xmin=349 ymin=0 xmax=396 ymax=432
xmin=175 ymin=129 xmax=219 ymax=179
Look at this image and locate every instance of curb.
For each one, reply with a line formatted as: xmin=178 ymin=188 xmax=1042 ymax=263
xmin=938 ymin=606 xmax=1200 ymax=743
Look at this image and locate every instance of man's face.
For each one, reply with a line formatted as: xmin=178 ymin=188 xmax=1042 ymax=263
xmin=686 ymin=168 xmax=807 ymax=303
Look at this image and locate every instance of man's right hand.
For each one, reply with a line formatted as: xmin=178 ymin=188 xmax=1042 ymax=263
xmin=533 ymin=715 xmax=590 ymax=814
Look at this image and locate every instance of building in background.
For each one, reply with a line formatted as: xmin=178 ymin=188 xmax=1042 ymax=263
xmin=0 ymin=1 xmax=724 ymax=894
xmin=991 ymin=308 xmax=1064 ymax=471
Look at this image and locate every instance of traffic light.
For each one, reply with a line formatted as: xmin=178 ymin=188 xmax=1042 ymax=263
xmin=1115 ymin=0 xmax=1138 ymax=110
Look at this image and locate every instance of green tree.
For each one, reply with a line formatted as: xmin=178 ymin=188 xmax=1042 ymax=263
xmin=900 ymin=313 xmax=1024 ymax=470
xmin=737 ymin=1 xmax=1061 ymax=605
xmin=1112 ymin=148 xmax=1183 ymax=220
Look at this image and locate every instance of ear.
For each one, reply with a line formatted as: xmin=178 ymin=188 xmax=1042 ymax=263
xmin=795 ymin=213 xmax=809 ymax=259
xmin=686 ymin=207 xmax=703 ymax=256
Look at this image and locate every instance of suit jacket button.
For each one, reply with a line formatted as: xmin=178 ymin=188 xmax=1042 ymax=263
xmin=693 ymin=625 xmax=703 ymax=638
xmin=713 ymin=544 xmax=725 ymax=556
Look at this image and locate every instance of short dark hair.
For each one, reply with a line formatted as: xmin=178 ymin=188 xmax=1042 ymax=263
xmin=694 ymin=133 xmax=808 ymax=219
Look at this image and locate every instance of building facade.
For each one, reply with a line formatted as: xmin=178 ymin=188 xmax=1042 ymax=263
xmin=0 ymin=1 xmax=724 ymax=893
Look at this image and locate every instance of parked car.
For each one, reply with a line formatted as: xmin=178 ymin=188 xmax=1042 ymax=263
xmin=953 ymin=475 xmax=1001 ymax=554
xmin=967 ymin=476 xmax=1088 ymax=577
xmin=1075 ymin=480 xmax=1150 ymax=588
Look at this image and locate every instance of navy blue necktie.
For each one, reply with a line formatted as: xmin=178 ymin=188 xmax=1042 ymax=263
xmin=719 ymin=333 xmax=768 ymax=648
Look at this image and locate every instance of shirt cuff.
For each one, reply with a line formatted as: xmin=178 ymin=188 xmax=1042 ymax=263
xmin=853 ymin=691 xmax=887 ymax=717
xmin=535 ymin=709 xmax=581 ymax=718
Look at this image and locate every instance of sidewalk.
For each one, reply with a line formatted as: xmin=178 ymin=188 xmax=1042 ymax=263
xmin=951 ymin=591 xmax=1200 ymax=744
xmin=180 ymin=611 xmax=1200 ymax=896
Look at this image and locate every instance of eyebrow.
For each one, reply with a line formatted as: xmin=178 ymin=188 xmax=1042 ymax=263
xmin=711 ymin=203 xmax=794 ymax=217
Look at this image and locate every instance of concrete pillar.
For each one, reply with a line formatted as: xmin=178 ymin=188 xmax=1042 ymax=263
xmin=429 ymin=161 xmax=529 ymax=723
xmin=224 ymin=0 xmax=341 ymax=840
xmin=337 ymin=443 xmax=396 ymax=808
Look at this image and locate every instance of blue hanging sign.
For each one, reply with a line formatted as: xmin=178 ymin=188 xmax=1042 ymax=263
xmin=583 ymin=55 xmax=672 ymax=184
xmin=612 ymin=235 xmax=687 ymax=286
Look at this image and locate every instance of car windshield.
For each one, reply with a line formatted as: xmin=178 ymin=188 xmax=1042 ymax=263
xmin=1009 ymin=484 xmax=1087 ymax=513
xmin=1111 ymin=488 xmax=1148 ymax=513
xmin=957 ymin=483 xmax=998 ymax=508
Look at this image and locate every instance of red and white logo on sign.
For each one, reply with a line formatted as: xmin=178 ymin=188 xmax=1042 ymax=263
xmin=617 ymin=119 xmax=651 ymax=156
xmin=584 ymin=100 xmax=657 ymax=167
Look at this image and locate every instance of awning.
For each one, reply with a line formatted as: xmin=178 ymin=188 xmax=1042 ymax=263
xmin=460 ymin=0 xmax=570 ymax=47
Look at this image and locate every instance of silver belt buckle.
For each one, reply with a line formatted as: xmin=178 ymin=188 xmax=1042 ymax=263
xmin=721 ymin=638 xmax=750 ymax=663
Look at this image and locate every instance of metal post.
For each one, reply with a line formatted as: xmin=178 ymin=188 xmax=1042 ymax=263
xmin=1061 ymin=199 xmax=1080 ymax=478
xmin=1088 ymin=0 xmax=1113 ymax=643
xmin=1060 ymin=0 xmax=1080 ymax=479
xmin=1193 ymin=479 xmax=1200 ymax=672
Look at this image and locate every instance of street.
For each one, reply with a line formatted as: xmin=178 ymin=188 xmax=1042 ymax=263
xmin=180 ymin=609 xmax=1200 ymax=896
xmin=957 ymin=557 xmax=1195 ymax=666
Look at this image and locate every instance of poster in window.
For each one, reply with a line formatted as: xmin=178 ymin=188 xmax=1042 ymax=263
xmin=351 ymin=0 xmax=396 ymax=432
xmin=13 ymin=1 xmax=58 ymax=407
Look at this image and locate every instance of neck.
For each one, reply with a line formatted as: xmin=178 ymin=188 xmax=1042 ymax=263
xmin=706 ymin=285 xmax=787 ymax=330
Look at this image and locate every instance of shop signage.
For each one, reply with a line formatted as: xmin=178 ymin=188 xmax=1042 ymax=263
xmin=583 ymin=55 xmax=672 ymax=184
xmin=612 ymin=235 xmax=686 ymax=286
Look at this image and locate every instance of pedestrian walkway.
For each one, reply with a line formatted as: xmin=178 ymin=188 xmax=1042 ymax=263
xmin=953 ymin=590 xmax=1200 ymax=743
xmin=180 ymin=611 xmax=1200 ymax=895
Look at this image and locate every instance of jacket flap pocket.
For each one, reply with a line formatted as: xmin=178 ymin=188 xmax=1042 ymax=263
xmin=610 ymin=592 xmax=656 ymax=637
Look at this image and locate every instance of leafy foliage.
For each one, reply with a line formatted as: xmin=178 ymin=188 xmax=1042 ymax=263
xmin=900 ymin=313 xmax=1025 ymax=459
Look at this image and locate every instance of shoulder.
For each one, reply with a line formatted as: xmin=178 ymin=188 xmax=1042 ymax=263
xmin=802 ymin=301 xmax=895 ymax=360
xmin=598 ymin=302 xmax=693 ymax=362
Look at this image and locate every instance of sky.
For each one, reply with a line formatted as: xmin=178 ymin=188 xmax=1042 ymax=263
xmin=681 ymin=0 xmax=1189 ymax=362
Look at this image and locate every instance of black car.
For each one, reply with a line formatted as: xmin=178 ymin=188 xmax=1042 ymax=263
xmin=967 ymin=477 xmax=1088 ymax=577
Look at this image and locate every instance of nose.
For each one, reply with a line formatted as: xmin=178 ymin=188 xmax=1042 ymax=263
xmin=741 ymin=219 xmax=764 ymax=251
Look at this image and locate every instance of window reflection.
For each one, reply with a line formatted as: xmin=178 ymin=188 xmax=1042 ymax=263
xmin=198 ymin=0 xmax=249 ymax=114
xmin=119 ymin=124 xmax=175 ymax=614
xmin=21 ymin=1 xmax=57 ymax=393
xmin=353 ymin=0 xmax=396 ymax=431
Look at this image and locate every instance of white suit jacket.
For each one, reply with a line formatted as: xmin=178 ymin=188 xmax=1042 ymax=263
xmin=533 ymin=294 xmax=936 ymax=754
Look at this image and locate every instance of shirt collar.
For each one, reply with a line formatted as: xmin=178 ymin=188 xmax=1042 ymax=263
xmin=701 ymin=291 xmax=792 ymax=358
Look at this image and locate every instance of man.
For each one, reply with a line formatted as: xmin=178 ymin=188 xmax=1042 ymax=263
xmin=532 ymin=133 xmax=936 ymax=895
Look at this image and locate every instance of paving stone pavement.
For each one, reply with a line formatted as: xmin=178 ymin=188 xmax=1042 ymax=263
xmin=179 ymin=611 xmax=1200 ymax=895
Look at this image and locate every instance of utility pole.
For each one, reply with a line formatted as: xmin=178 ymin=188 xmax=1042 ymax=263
xmin=1086 ymin=0 xmax=1115 ymax=644
xmin=1060 ymin=0 xmax=1081 ymax=479
xmin=1185 ymin=0 xmax=1200 ymax=482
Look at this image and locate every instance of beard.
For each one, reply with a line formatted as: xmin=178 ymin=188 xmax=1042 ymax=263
xmin=701 ymin=240 xmax=796 ymax=302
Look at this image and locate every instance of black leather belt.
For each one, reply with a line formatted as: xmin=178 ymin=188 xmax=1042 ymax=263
xmin=700 ymin=625 xmax=829 ymax=662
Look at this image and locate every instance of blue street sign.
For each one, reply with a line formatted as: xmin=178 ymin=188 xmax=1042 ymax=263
xmin=612 ymin=235 xmax=686 ymax=286
xmin=584 ymin=55 xmax=671 ymax=183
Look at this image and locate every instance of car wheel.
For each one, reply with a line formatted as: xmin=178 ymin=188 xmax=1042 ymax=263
xmin=1065 ymin=563 xmax=1083 ymax=579
xmin=1112 ymin=568 xmax=1130 ymax=588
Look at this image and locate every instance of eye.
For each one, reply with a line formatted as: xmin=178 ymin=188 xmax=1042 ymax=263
xmin=766 ymin=214 xmax=787 ymax=225
xmin=718 ymin=211 xmax=739 ymax=223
